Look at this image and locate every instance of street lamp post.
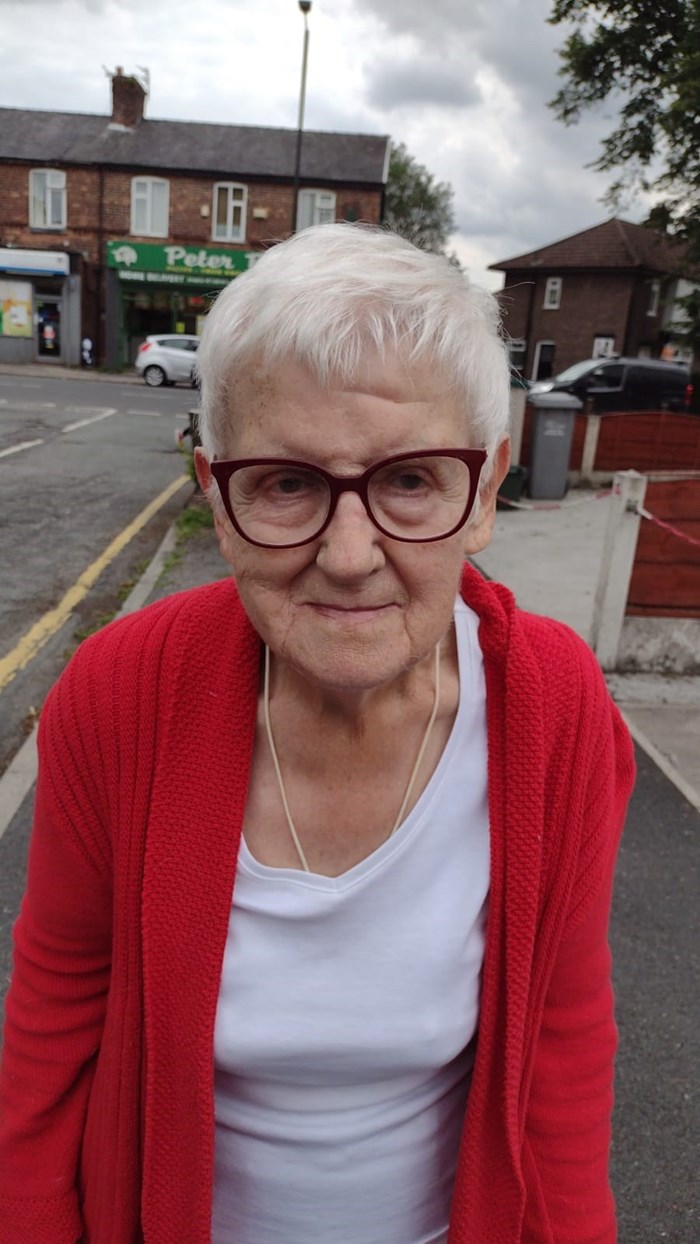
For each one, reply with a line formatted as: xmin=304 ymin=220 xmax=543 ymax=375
xmin=292 ymin=0 xmax=311 ymax=233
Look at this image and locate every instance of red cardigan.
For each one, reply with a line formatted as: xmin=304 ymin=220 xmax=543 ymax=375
xmin=0 ymin=566 xmax=635 ymax=1244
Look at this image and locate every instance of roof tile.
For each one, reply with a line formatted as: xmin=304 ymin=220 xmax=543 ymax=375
xmin=490 ymin=217 xmax=688 ymax=274
xmin=0 ymin=107 xmax=389 ymax=185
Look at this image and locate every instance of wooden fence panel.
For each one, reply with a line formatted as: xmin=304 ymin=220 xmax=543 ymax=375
xmin=626 ymin=478 xmax=700 ymax=618
xmin=519 ymin=406 xmax=700 ymax=476
xmin=595 ymin=412 xmax=700 ymax=473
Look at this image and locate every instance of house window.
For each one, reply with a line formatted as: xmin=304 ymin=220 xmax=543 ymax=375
xmin=543 ymin=277 xmax=562 ymax=309
xmin=296 ymin=190 xmax=336 ymax=231
xmin=212 ymin=183 xmax=248 ymax=242
xmin=29 ymin=169 xmax=66 ymax=229
xmin=592 ymin=336 xmax=616 ymax=359
xmin=131 ymin=177 xmax=169 ymax=237
xmin=508 ymin=339 xmax=527 ymax=375
xmin=647 ymin=280 xmax=661 ymax=317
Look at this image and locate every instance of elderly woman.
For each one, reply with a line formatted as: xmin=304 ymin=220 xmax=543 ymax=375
xmin=0 ymin=225 xmax=634 ymax=1244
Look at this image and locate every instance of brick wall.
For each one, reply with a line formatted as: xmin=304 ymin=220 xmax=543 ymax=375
xmin=0 ymin=159 xmax=382 ymax=361
xmin=0 ymin=161 xmax=382 ymax=256
xmin=499 ymin=269 xmax=638 ymax=377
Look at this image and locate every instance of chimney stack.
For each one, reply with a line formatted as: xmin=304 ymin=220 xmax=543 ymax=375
xmin=110 ymin=67 xmax=146 ymax=128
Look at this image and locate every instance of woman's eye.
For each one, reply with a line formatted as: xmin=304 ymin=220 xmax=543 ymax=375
xmin=275 ymin=475 xmax=306 ymax=494
xmin=264 ymin=470 xmax=323 ymax=498
xmin=392 ymin=471 xmax=429 ymax=491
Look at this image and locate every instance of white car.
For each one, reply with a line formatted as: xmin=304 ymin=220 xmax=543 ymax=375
xmin=135 ymin=334 xmax=200 ymax=387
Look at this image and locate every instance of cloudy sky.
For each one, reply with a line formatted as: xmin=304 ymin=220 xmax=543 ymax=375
xmin=1 ymin=0 xmax=637 ymax=289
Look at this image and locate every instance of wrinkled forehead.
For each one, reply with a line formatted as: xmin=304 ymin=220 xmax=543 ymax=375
xmin=217 ymin=350 xmax=468 ymax=457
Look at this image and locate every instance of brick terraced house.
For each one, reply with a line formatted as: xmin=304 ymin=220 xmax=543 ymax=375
xmin=0 ymin=69 xmax=389 ymax=367
xmin=490 ymin=218 xmax=695 ymax=381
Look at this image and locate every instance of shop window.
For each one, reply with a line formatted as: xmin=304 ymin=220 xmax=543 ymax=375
xmin=212 ymin=183 xmax=248 ymax=242
xmin=543 ymin=277 xmax=562 ymax=310
xmin=131 ymin=177 xmax=169 ymax=238
xmin=296 ymin=190 xmax=336 ymax=231
xmin=29 ymin=169 xmax=66 ymax=230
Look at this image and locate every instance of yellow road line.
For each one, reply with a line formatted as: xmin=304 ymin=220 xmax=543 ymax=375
xmin=0 ymin=474 xmax=190 ymax=694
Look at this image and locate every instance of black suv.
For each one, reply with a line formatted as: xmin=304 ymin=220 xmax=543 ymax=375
xmin=529 ymin=357 xmax=692 ymax=412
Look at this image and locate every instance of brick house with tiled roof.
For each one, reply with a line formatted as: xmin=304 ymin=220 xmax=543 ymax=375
xmin=490 ymin=218 xmax=693 ymax=381
xmin=0 ymin=69 xmax=389 ymax=367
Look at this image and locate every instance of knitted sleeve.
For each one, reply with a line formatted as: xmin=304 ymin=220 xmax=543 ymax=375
xmin=0 ymin=653 xmax=114 ymax=1244
xmin=522 ymin=665 xmax=635 ymax=1244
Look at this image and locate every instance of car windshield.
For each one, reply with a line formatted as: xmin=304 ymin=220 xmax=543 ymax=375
xmin=552 ymin=360 xmax=600 ymax=383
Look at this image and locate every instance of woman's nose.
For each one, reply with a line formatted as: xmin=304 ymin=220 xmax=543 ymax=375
xmin=315 ymin=493 xmax=384 ymax=579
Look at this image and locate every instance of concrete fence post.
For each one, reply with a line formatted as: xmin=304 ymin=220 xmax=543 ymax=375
xmin=580 ymin=414 xmax=601 ymax=482
xmin=509 ymin=384 xmax=527 ymax=465
xmin=591 ymin=470 xmax=648 ymax=670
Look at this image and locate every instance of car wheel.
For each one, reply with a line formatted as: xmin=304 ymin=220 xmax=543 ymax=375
xmin=144 ymin=365 xmax=166 ymax=387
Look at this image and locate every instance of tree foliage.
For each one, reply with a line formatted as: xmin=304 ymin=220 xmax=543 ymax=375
xmin=549 ymin=0 xmax=700 ymax=346
xmin=383 ymin=142 xmax=456 ymax=256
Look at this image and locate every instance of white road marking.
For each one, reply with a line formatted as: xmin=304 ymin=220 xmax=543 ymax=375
xmin=62 ymin=405 xmax=111 ymax=415
xmin=0 ymin=439 xmax=44 ymax=459
xmin=0 ymin=400 xmax=56 ymax=411
xmin=127 ymin=408 xmax=163 ymax=417
xmin=62 ymin=408 xmax=117 ymax=433
xmin=0 ymin=724 xmax=38 ymax=843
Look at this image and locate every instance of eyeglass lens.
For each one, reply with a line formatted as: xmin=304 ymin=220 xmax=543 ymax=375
xmin=227 ymin=456 xmax=475 ymax=546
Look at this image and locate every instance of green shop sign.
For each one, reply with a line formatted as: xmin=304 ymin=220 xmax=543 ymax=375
xmin=106 ymin=240 xmax=253 ymax=287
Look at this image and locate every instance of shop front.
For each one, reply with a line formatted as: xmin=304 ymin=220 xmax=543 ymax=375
xmin=105 ymin=240 xmax=254 ymax=369
xmin=0 ymin=249 xmax=81 ymax=366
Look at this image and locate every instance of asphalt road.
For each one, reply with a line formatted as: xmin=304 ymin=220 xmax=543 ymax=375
xmin=0 ymin=742 xmax=697 ymax=1241
xmin=0 ymin=371 xmax=196 ymax=774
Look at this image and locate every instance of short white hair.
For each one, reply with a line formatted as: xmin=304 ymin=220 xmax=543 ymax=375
xmin=196 ymin=224 xmax=510 ymax=479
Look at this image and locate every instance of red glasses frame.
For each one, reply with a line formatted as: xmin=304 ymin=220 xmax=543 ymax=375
xmin=209 ymin=448 xmax=488 ymax=549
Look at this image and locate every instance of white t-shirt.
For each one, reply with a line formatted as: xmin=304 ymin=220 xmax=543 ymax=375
xmin=213 ymin=598 xmax=489 ymax=1244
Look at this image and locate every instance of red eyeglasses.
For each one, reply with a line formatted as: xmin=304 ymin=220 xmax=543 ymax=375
xmin=209 ymin=448 xmax=488 ymax=549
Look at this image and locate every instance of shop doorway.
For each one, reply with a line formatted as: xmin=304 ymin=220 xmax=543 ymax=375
xmin=36 ymin=298 xmax=62 ymax=361
xmin=122 ymin=288 xmax=209 ymax=364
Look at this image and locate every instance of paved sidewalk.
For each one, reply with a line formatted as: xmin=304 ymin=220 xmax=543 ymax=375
xmin=146 ymin=489 xmax=700 ymax=812
xmin=0 ymin=362 xmax=140 ymax=383
xmin=474 ymin=494 xmax=700 ymax=809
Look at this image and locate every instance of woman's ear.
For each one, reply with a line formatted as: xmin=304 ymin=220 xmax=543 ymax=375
xmin=193 ymin=446 xmax=213 ymax=494
xmin=461 ymin=438 xmax=511 ymax=557
xmin=193 ymin=448 xmax=237 ymax=566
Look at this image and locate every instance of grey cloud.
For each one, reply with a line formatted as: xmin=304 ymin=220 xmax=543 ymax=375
xmin=366 ymin=58 xmax=481 ymax=110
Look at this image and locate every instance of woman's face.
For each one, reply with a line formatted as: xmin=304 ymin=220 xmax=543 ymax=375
xmin=197 ymin=356 xmax=508 ymax=694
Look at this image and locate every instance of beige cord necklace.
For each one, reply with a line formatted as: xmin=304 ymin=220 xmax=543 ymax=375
xmin=262 ymin=641 xmax=442 ymax=873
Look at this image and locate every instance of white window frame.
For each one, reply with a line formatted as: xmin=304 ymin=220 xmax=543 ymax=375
xmin=592 ymin=336 xmax=616 ymax=359
xmin=212 ymin=183 xmax=248 ymax=243
xmin=130 ymin=176 xmax=169 ymax=238
xmin=296 ymin=189 xmax=337 ymax=231
xmin=508 ymin=338 xmax=527 ymax=372
xmin=29 ymin=169 xmax=66 ymax=230
xmin=543 ymin=276 xmax=562 ymax=310
xmin=647 ymin=280 xmax=661 ymax=317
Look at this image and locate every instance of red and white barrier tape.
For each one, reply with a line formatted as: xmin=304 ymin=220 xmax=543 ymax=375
xmin=496 ymin=489 xmax=612 ymax=512
xmin=635 ymin=504 xmax=700 ymax=549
